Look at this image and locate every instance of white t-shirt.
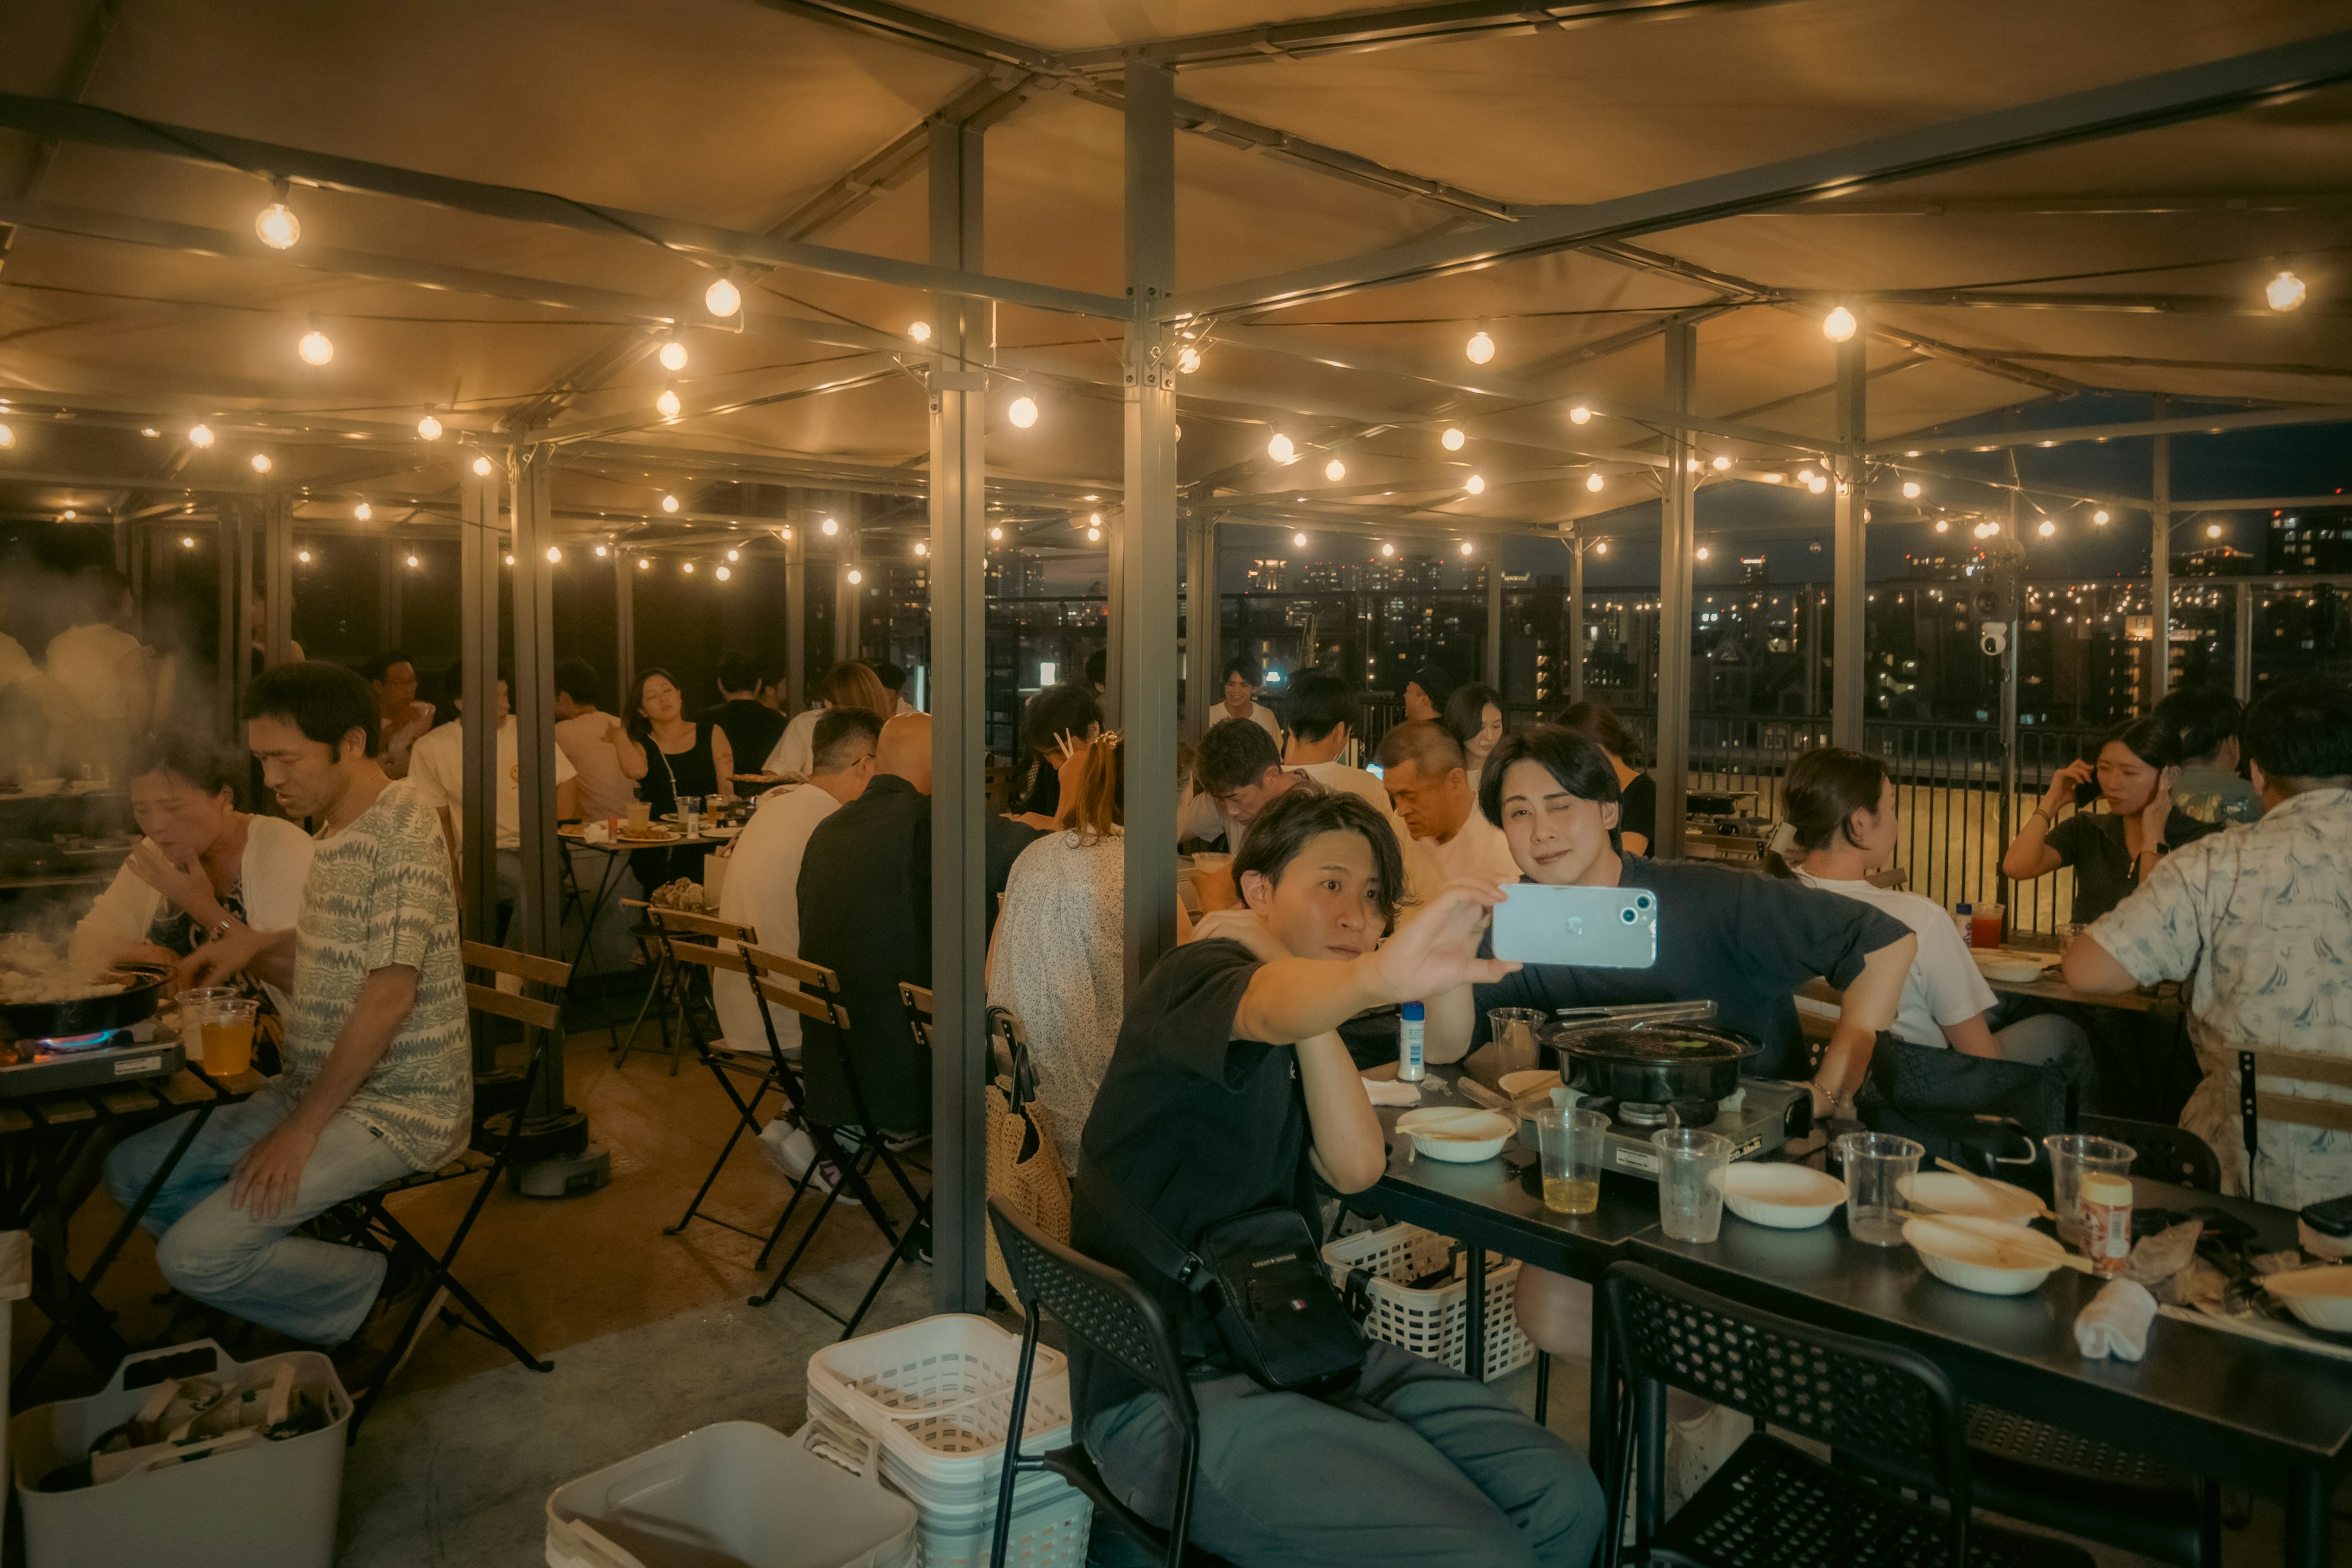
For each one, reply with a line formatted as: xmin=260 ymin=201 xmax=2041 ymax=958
xmin=1295 ymin=761 xmax=1401 ymax=824
xmin=712 ymin=781 xmax=840 ymax=1054
xmin=1403 ymin=808 xmax=1521 ymax=897
xmin=407 ymin=715 xmax=575 ymax=851
xmin=763 ymin=708 xmax=824 ymax=778
xmin=1212 ymin=701 xmax=1282 ymax=745
xmin=1796 ymin=870 xmax=1994 ymax=1050
xmin=43 ymin=622 xmax=143 ymax=722
xmin=554 ymin=711 xmax=635 ymax=821
xmin=70 ymin=815 xmax=314 ymax=1012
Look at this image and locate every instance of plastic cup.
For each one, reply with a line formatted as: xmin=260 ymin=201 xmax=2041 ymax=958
xmin=1485 ymin=1008 xmax=1548 ymax=1080
xmin=1188 ymin=852 xmax=1233 ymax=911
xmin=1653 ymin=1128 xmax=1733 ymax=1243
xmin=2043 ymin=1133 xmax=2136 ymax=1249
xmin=626 ymin=799 xmax=652 ymax=830
xmin=1838 ymin=1131 xmax=1924 ymax=1246
xmin=1535 ymin=1107 xmax=1609 ymax=1215
xmin=1970 ymin=902 xmax=2007 ymax=949
xmin=200 ymin=997 xmax=257 ymax=1076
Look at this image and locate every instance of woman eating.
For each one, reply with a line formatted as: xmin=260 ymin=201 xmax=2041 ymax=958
xmin=1441 ymin=681 xmax=1505 ymax=797
xmin=616 ymin=668 xmax=733 ymax=886
xmin=1071 ymin=788 xmax=1604 ymax=1566
xmin=2000 ymin=714 xmax=2218 ymax=924
xmin=1556 ymin=699 xmax=1655 ymax=856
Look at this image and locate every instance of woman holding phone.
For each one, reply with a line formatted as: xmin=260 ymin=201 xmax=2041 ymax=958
xmin=2001 ymin=715 xmax=2218 ymax=924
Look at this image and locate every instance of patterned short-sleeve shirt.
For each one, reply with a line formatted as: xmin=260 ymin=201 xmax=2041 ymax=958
xmin=281 ymin=778 xmax=471 ymax=1170
xmin=2088 ymin=787 xmax=2352 ymax=1205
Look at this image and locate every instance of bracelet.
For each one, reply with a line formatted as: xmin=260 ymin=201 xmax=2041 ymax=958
xmin=208 ymin=916 xmax=236 ymax=941
xmin=2028 ymin=807 xmax=2051 ymax=826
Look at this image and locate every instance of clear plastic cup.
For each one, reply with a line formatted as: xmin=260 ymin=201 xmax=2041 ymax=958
xmin=1653 ymin=1128 xmax=1733 ymax=1242
xmin=2043 ymin=1133 xmax=2136 ymax=1249
xmin=626 ymin=799 xmax=652 ymax=830
xmin=1535 ymin=1106 xmax=1609 ymax=1215
xmin=1838 ymin=1131 xmax=1924 ymax=1246
xmin=201 ymin=997 xmax=258 ymax=1076
xmin=1485 ymin=1008 xmax=1548 ymax=1081
xmin=1970 ymin=902 xmax=2007 ymax=949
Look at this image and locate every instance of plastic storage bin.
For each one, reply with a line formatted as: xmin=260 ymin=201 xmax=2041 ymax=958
xmin=548 ymin=1420 xmax=918 ymax=1568
xmin=1324 ymin=1221 xmax=1536 ymax=1381
xmin=10 ymin=1339 xmax=350 ymax=1568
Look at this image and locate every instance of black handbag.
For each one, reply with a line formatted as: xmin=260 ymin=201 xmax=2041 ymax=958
xmin=1090 ymin=1173 xmax=1365 ymax=1397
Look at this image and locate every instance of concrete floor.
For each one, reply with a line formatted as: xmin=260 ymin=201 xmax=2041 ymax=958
xmin=16 ymin=987 xmax=2345 ymax=1566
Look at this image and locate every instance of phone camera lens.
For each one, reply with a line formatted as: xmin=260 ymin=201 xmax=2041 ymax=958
xmin=1621 ymin=907 xmax=1638 ymax=924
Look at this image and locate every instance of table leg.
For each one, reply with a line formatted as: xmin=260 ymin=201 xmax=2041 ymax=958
xmin=2286 ymin=1465 xmax=2332 ymax=1568
xmin=1590 ymin=1298 xmax=1616 ymax=1470
xmin=565 ymin=849 xmax=628 ymax=1048
xmin=1464 ymin=1243 xmax=1487 ymax=1382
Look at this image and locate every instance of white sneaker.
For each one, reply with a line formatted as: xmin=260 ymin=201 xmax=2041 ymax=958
xmin=756 ymin=1121 xmax=860 ymax=1207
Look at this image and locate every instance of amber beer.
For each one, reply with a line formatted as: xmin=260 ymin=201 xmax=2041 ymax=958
xmin=202 ymin=997 xmax=258 ymax=1076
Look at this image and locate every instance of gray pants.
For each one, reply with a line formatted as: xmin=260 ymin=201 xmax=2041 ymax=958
xmin=1991 ymin=1008 xmax=2099 ymax=1106
xmin=1085 ymin=1342 xmax=1605 ymax=1567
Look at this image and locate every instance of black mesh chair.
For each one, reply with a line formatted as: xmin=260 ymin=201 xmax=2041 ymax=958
xmin=1599 ymin=1261 xmax=2092 ymax=1568
xmin=985 ymin=1199 xmax=1231 ymax=1568
xmin=2079 ymin=1114 xmax=2221 ymax=1194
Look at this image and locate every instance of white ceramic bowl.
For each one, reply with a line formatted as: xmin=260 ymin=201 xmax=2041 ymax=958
xmin=1972 ymin=949 xmax=2054 ymax=984
xmin=1904 ymin=1214 xmax=2068 ymax=1295
xmin=1395 ymin=1107 xmax=1515 ymax=1164
xmin=1898 ymin=1170 xmax=2043 ymax=1226
xmin=1711 ymin=1163 xmax=1847 ymax=1229
xmin=2264 ymin=1265 xmax=2352 ymax=1332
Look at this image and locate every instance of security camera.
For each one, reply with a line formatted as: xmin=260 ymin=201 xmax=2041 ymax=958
xmin=1978 ymin=620 xmax=2009 ymax=658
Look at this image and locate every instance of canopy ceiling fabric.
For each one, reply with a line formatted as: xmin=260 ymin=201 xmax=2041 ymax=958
xmin=1 ymin=0 xmax=2346 ymax=540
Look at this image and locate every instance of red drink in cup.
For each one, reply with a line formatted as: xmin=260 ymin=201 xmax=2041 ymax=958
xmin=1970 ymin=903 xmax=2006 ymax=949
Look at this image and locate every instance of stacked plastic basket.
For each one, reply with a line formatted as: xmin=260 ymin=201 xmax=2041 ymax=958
xmin=805 ymin=1315 xmax=1091 ymax=1568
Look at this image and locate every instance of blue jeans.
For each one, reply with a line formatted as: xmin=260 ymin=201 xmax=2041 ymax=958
xmin=105 ymin=1085 xmax=413 ymax=1344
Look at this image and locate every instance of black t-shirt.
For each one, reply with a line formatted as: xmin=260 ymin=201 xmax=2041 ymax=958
xmin=1619 ymin=772 xmax=1659 ymax=856
xmin=2044 ymin=809 xmax=2220 ymax=924
xmin=1068 ymin=940 xmax=1316 ymax=1419
xmin=1471 ymin=855 xmax=1912 ymax=1080
xmin=700 ymin=698 xmax=786 ymax=777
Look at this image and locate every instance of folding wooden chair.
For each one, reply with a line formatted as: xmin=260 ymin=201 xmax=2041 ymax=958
xmin=334 ymin=940 xmax=566 ymax=1439
xmin=2235 ymin=1046 xmax=2352 ymax=1204
xmin=618 ymin=902 xmax=750 ymax=1073
xmin=658 ymin=932 xmax=820 ymax=1246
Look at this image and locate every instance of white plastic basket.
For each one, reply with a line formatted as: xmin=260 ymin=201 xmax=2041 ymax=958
xmin=547 ymin=1420 xmax=917 ymax=1568
xmin=1324 ymin=1222 xmax=1536 ymax=1381
xmin=807 ymin=1314 xmax=1073 ymax=1487
xmin=906 ymin=1483 xmax=1093 ymax=1568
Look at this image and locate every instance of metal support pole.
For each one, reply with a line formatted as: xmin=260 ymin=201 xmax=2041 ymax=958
xmin=2150 ymin=398 xmax=2173 ymax=707
xmin=1566 ymin=533 xmax=1586 ymax=707
xmin=1182 ymin=511 xmax=1216 ymax=746
xmin=1655 ymin=323 xmax=1696 ymax=860
xmin=458 ymin=453 xmax=502 ymax=984
xmin=2234 ymin=581 xmax=2253 ymax=702
xmin=1831 ymin=323 xmax=1869 ymax=752
xmin=262 ymin=494 xmax=293 ymax=669
xmin=379 ymin=537 xmax=402 ymax=650
xmin=1482 ymin=552 xmax=1504 ymax=693
xmin=783 ymin=518 xmax=807 ymax=710
xmin=612 ymin=546 xmax=635 ymax=703
xmin=1119 ymin=59 xmax=1182 ymax=997
xmin=927 ymin=111 xmax=990 ymax=1317
xmin=1103 ymin=513 xmax=1126 ymax=730
xmin=835 ymin=512 xmax=861 ymax=665
xmin=230 ymin=505 xmax=258 ymax=728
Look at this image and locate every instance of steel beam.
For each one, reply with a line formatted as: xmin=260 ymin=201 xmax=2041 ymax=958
xmin=0 ymin=92 xmax=1128 ymax=319
xmin=783 ymin=520 xmax=808 ymax=710
xmin=1059 ymin=0 xmax=1769 ymax=70
xmin=2152 ymin=404 xmax=2173 ymax=705
xmin=262 ymin=493 xmax=294 ymax=669
xmin=1183 ymin=511 xmax=1218 ymax=747
xmin=457 ymin=453 xmax=503 ymax=997
xmin=1876 ymin=403 xmax=2352 ymax=456
xmin=1655 ymin=323 xmax=1695 ymax=859
xmin=523 ymin=355 xmax=900 ymax=446
xmin=1120 ymin=61 xmax=1183 ymax=998
xmin=834 ymin=507 xmax=862 ymax=663
xmin=1161 ymin=31 xmax=2352 ymax=317
xmin=925 ymin=111 xmax=990 ymax=1317
xmin=1830 ymin=325 xmax=1868 ymax=750
xmin=1483 ymin=554 xmax=1504 ymax=690
xmin=1566 ymin=532 xmax=1586 ymax=706
xmin=613 ymin=545 xmax=636 ymax=704
xmin=2234 ymin=582 xmax=2254 ymax=703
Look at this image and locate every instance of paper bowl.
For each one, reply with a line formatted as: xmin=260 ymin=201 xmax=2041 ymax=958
xmin=1395 ymin=1107 xmax=1515 ymax=1164
xmin=1972 ymin=949 xmax=2054 ymax=984
xmin=1898 ymin=1170 xmax=2043 ymax=1226
xmin=1904 ymin=1214 xmax=2067 ymax=1295
xmin=1711 ymin=1163 xmax=1846 ymax=1229
xmin=2264 ymin=1265 xmax=2352 ymax=1332
xmin=1498 ymin=1069 xmax=1562 ymax=1101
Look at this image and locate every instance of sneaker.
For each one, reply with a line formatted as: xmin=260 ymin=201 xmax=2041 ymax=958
xmin=757 ymin=1121 xmax=861 ymax=1205
xmin=331 ymin=1253 xmax=447 ymax=1404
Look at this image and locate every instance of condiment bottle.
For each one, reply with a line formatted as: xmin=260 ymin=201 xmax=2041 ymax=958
xmin=2081 ymin=1172 xmax=2133 ymax=1276
xmin=1397 ymin=1001 xmax=1426 ymax=1083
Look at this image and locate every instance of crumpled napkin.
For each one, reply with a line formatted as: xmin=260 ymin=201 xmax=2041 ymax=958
xmin=1363 ymin=1076 xmax=1422 ymax=1107
xmin=2075 ymin=1277 xmax=2158 ymax=1360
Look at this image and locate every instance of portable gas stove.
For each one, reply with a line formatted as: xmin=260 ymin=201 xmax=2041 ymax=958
xmin=1583 ymin=1077 xmax=1812 ymax=1180
xmin=0 ymin=1020 xmax=184 ymax=1099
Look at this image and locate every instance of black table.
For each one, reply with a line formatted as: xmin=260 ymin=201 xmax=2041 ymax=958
xmin=1634 ymin=1176 xmax=2352 ymax=1568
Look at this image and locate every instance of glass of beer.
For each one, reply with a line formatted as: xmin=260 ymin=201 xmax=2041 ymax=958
xmin=625 ymin=799 xmax=652 ymax=831
xmin=201 ymin=997 xmax=258 ymax=1077
xmin=1535 ymin=1107 xmax=1609 ymax=1215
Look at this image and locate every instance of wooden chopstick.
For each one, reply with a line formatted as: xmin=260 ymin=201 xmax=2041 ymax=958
xmin=1933 ymin=1156 xmax=2060 ymax=1221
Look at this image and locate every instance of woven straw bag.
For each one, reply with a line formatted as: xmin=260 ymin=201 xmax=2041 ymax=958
xmin=984 ymin=1008 xmax=1071 ymax=1307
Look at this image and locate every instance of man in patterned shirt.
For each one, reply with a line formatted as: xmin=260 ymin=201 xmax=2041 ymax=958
xmin=2064 ymin=678 xmax=2352 ymax=1206
xmin=108 ymin=662 xmax=470 ymax=1393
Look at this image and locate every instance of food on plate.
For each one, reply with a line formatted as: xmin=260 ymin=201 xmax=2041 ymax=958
xmin=0 ymin=936 xmax=127 ymax=1005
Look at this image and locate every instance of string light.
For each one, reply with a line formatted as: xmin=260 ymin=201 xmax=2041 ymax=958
xmin=254 ymin=191 xmax=300 ymax=251
xmin=908 ymin=321 xmax=932 ymax=344
xmin=181 ymin=535 xmax=197 ymax=549
xmin=1712 ymin=454 xmax=1732 ymax=471
xmin=820 ymin=516 xmax=839 ymax=535
xmin=1935 ymin=519 xmax=1950 ymax=533
xmin=655 ymin=387 xmax=682 ymax=420
xmin=1797 ymin=467 xmax=1815 ymax=484
xmin=1464 ymin=329 xmax=1495 ymax=364
xmin=658 ymin=340 xmax=688 ymax=372
xmin=187 ymin=423 xmax=215 ymax=448
xmin=2038 ymin=519 xmax=2057 ymax=538
xmin=996 ymin=394 xmax=1036 ymax=430
xmin=353 ymin=502 xmax=372 ymax=521
xmin=715 ymin=564 xmax=730 ymax=581
xmin=1381 ymin=543 xmax=1396 ymax=558
xmin=472 ymin=455 xmax=493 ymax=477
xmin=2093 ymin=508 xmax=2110 ymax=525
xmin=988 ymin=526 xmax=1003 ymax=543
xmin=1441 ymin=427 xmax=1466 ymax=451
xmin=704 ymin=276 xmax=741 ymax=317
xmin=846 ymin=567 xmax=864 ymax=585
xmin=1807 ymin=474 xmax=1829 ymax=494
xmin=638 ymin=557 xmax=651 ymax=570
xmin=1595 ymin=541 xmax=1609 ymax=556
xmin=296 ymin=328 xmax=334 ymax=366
xmin=250 ymin=453 xmax=271 ymax=473
xmin=1293 ymin=531 xmax=1309 ymax=548
xmin=1458 ymin=541 xmax=1474 ymax=556
xmin=1822 ymin=305 xmax=1857 ymax=342
xmin=1695 ymin=545 xmax=1711 ymax=561
xmin=662 ymin=494 xmax=680 ymax=513
xmin=1317 ymin=456 xmax=1345 ymax=483
xmin=2266 ymin=270 xmax=2307 ymax=312
xmin=1586 ymin=472 xmax=1604 ymax=492
xmin=1902 ymin=480 xmax=1922 ymax=499
xmin=1568 ymin=405 xmax=1591 ymax=425
xmin=417 ymin=413 xmax=443 ymax=441
xmin=503 ymin=552 xmax=514 ymax=567
xmin=725 ymin=548 xmax=739 ymax=562
xmin=914 ymin=541 xmax=929 ymax=557
xmin=683 ymin=560 xmax=696 ymax=574
xmin=405 ymin=553 xmax=420 ymax=568
xmin=1465 ymin=474 xmax=1486 ymax=495
xmin=1087 ymin=523 xmax=1101 ymax=541
xmin=594 ymin=543 xmax=609 ymax=557
xmin=1176 ymin=345 xmax=1201 ymax=374
xmin=1267 ymin=432 xmax=1295 ymax=463
xmin=141 ymin=428 xmax=157 ymax=437
xmin=2206 ymin=522 xmax=2223 ymax=538
xmin=61 ymin=509 xmax=76 ymax=521
xmin=0 ymin=423 xmax=13 ymax=448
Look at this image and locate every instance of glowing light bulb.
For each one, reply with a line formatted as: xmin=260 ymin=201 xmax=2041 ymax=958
xmin=254 ymin=200 xmax=300 ymax=251
xmin=914 ymin=541 xmax=929 ymax=557
xmin=2032 ymin=518 xmax=2054 ymax=538
xmin=638 ymin=556 xmax=651 ymax=570
xmin=1807 ymin=474 xmax=1829 ymax=495
xmin=0 ymin=423 xmax=13 ymax=448
xmin=1465 ymin=474 xmax=1485 ymax=496
xmin=683 ymin=560 xmax=695 ymax=574
xmin=1324 ymin=457 xmax=1346 ymax=481
xmin=1380 ymin=543 xmax=1395 ymax=558
xmin=1902 ymin=480 xmax=1922 ymax=500
xmin=1594 ymin=540 xmax=1609 ymax=556
xmin=989 ymin=526 xmax=1003 ymax=543
xmin=546 ymin=545 xmax=563 ymax=562
xmin=297 ymin=329 xmax=334 ymax=366
xmin=820 ymin=516 xmax=838 ymax=536
xmin=472 ymin=455 xmax=493 ymax=477
xmin=725 ymin=548 xmax=739 ymax=562
xmin=417 ymin=413 xmax=443 ymax=441
xmin=1086 ymin=525 xmax=1101 ymax=542
xmin=704 ymin=276 xmax=741 ymax=317
xmin=188 ymin=423 xmax=216 ymax=448
xmin=1586 ymin=472 xmax=1604 ymax=493
xmin=1458 ymin=541 xmax=1474 ymax=556
xmin=2266 ymin=270 xmax=2307 ymax=312
xmin=908 ymin=321 xmax=932 ymax=344
xmin=2092 ymin=508 xmax=2110 ymax=526
xmin=658 ymin=340 xmax=688 ymax=372
xmin=61 ymin=509 xmax=77 ymax=521
xmin=503 ymin=552 xmax=514 ymax=567
xmin=1267 ymin=432 xmax=1294 ymax=464
xmin=1441 ymin=427 xmax=1466 ymax=452
xmin=250 ymin=452 xmax=272 ymax=473
xmin=715 ymin=564 xmax=730 ymax=581
xmin=1176 ymin=345 xmax=1200 ymax=374
xmin=1935 ymin=519 xmax=1950 ymax=533
xmin=1464 ymin=330 xmax=1495 ymax=365
xmin=594 ymin=543 xmax=609 ymax=557
xmin=353 ymin=502 xmax=372 ymax=521
xmin=1008 ymin=395 xmax=1039 ymax=429
xmin=662 ymin=494 xmax=680 ymax=513
xmin=1293 ymin=532 xmax=1308 ymax=548
xmin=1712 ymin=454 xmax=1732 ymax=472
xmin=1798 ymin=467 xmax=1815 ymax=484
xmin=2206 ymin=522 xmax=2223 ymax=539
xmin=141 ymin=428 xmax=157 ymax=438
xmin=1822 ymin=304 xmax=1857 ymax=342
xmin=1696 ymin=545 xmax=1712 ymax=562
xmin=182 ymin=535 xmax=197 ymax=549
xmin=655 ymin=387 xmax=682 ymax=420
xmin=406 ymin=553 xmax=420 ymax=568
xmin=1568 ymin=405 xmax=1591 ymax=426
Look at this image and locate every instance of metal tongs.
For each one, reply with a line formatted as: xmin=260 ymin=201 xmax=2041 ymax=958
xmin=1550 ymin=1000 xmax=1719 ymax=1027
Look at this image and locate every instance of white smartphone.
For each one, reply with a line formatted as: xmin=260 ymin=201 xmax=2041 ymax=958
xmin=1490 ymin=884 xmax=1659 ymax=968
